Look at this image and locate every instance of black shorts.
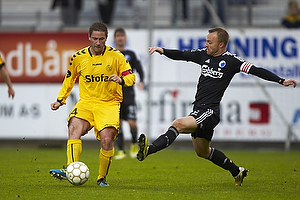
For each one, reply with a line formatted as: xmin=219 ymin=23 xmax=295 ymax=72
xmin=189 ymin=106 xmax=220 ymax=141
xmin=120 ymin=103 xmax=137 ymax=120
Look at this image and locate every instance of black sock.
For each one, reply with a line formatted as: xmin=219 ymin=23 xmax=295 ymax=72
xmin=207 ymin=147 xmax=240 ymax=177
xmin=148 ymin=126 xmax=179 ymax=155
xmin=116 ymin=129 xmax=124 ymax=151
xmin=130 ymin=128 xmax=137 ymax=144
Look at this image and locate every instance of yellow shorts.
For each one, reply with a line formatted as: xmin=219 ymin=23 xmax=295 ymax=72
xmin=68 ymin=99 xmax=120 ymax=140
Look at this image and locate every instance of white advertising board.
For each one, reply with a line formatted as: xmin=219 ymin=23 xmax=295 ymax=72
xmin=1 ymin=83 xmax=299 ymax=141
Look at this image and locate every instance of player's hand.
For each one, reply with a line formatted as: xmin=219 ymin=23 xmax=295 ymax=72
xmin=149 ymin=47 xmax=164 ymax=55
xmin=108 ymin=74 xmax=122 ymax=84
xmin=283 ymin=79 xmax=297 ymax=88
xmin=51 ymin=101 xmax=61 ymax=110
xmin=137 ymin=82 xmax=144 ymax=90
xmin=8 ymin=87 xmax=15 ymax=99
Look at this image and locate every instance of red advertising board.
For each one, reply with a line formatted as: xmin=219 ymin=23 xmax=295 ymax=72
xmin=0 ymin=32 xmax=89 ymax=83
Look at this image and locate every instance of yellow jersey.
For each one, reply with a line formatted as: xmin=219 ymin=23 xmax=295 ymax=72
xmin=0 ymin=55 xmax=5 ymax=69
xmin=284 ymin=13 xmax=300 ymax=23
xmin=57 ymin=46 xmax=136 ymax=104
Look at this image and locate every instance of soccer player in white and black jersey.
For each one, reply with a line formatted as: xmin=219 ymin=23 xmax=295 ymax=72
xmin=137 ymin=27 xmax=297 ymax=186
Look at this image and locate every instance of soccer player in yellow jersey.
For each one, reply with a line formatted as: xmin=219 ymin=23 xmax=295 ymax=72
xmin=0 ymin=55 xmax=15 ymax=99
xmin=50 ymin=22 xmax=136 ymax=187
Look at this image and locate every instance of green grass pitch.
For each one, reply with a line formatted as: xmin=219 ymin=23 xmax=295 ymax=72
xmin=1 ymin=147 xmax=300 ymax=200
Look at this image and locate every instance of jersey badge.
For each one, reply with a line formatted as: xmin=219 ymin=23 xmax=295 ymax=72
xmin=219 ymin=60 xmax=226 ymax=68
xmin=106 ymin=65 xmax=112 ymax=72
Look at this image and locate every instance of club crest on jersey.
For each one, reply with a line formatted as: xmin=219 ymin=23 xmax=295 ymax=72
xmin=106 ymin=65 xmax=112 ymax=72
xmin=219 ymin=60 xmax=226 ymax=68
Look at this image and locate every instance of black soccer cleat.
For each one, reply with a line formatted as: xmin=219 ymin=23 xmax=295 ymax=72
xmin=137 ymin=133 xmax=149 ymax=161
xmin=234 ymin=167 xmax=248 ymax=186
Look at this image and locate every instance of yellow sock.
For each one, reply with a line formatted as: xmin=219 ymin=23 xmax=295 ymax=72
xmin=67 ymin=139 xmax=82 ymax=166
xmin=97 ymin=148 xmax=114 ymax=180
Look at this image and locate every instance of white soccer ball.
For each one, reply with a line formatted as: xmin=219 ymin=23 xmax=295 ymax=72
xmin=66 ymin=161 xmax=90 ymax=185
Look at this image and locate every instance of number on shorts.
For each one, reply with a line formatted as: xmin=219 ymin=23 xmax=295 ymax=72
xmin=69 ymin=108 xmax=78 ymax=117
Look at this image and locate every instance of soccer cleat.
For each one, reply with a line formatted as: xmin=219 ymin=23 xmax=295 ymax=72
xmin=97 ymin=178 xmax=109 ymax=187
xmin=50 ymin=168 xmax=67 ymax=180
xmin=234 ymin=167 xmax=248 ymax=186
xmin=137 ymin=134 xmax=149 ymax=161
xmin=130 ymin=143 xmax=139 ymax=158
xmin=114 ymin=150 xmax=126 ymax=160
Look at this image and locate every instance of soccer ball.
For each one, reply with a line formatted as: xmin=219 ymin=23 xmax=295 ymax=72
xmin=66 ymin=161 xmax=90 ymax=185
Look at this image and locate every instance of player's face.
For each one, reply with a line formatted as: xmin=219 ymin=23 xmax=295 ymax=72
xmin=205 ymin=32 xmax=221 ymax=57
xmin=89 ymin=31 xmax=107 ymax=55
xmin=114 ymin=32 xmax=126 ymax=48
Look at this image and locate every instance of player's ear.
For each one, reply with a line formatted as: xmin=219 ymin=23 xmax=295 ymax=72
xmin=219 ymin=42 xmax=225 ymax=48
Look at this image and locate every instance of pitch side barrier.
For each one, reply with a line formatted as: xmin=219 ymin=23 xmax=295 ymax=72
xmin=0 ymin=29 xmax=299 ymax=147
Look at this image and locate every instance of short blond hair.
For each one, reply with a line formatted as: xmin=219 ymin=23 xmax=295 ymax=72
xmin=208 ymin=27 xmax=229 ymax=47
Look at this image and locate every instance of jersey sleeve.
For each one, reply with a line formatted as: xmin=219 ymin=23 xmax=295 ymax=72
xmin=222 ymin=51 xmax=252 ymax=74
xmin=56 ymin=53 xmax=79 ymax=104
xmin=248 ymin=65 xmax=284 ymax=84
xmin=163 ymin=48 xmax=203 ymax=62
xmin=118 ymin=52 xmax=136 ymax=87
xmin=240 ymin=62 xmax=253 ymax=74
xmin=122 ymin=71 xmax=136 ymax=87
xmin=131 ymin=52 xmax=144 ymax=83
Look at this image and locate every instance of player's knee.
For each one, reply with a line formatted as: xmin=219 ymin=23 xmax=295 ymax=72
xmin=68 ymin=125 xmax=82 ymax=139
xmin=99 ymin=127 xmax=116 ymax=150
xmin=171 ymin=118 xmax=185 ymax=132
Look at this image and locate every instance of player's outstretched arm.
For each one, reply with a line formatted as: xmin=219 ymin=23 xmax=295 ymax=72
xmin=283 ymin=79 xmax=297 ymax=88
xmin=149 ymin=47 xmax=164 ymax=55
xmin=249 ymin=66 xmax=297 ymax=88
xmin=0 ymin=67 xmax=15 ymax=99
xmin=51 ymin=101 xmax=62 ymax=111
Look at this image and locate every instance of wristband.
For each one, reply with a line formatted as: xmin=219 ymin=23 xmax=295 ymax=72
xmin=119 ymin=77 xmax=125 ymax=86
xmin=279 ymin=78 xmax=285 ymax=85
xmin=57 ymin=99 xmax=63 ymax=105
